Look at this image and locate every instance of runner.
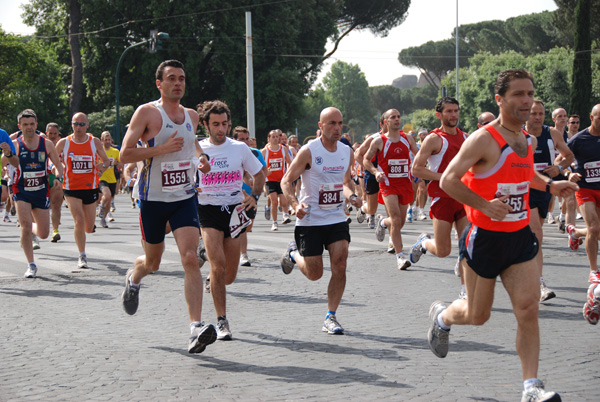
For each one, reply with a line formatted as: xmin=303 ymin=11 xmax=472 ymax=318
xmin=8 ymin=109 xmax=63 ymax=278
xmin=427 ymin=69 xmax=574 ymax=402
xmin=196 ymin=100 xmax=265 ymax=340
xmin=119 ymin=59 xmax=215 ymax=354
xmin=55 ymin=112 xmax=110 ymax=268
xmin=97 ymin=131 xmax=122 ymax=228
xmin=262 ymin=129 xmax=291 ymax=231
xmin=410 ymin=97 xmax=469 ymax=298
xmin=363 ymin=108 xmax=419 ymax=270
xmin=45 ymin=123 xmax=64 ymax=242
xmin=280 ymin=107 xmax=362 ymax=334
xmin=0 ymin=127 xmax=17 ymax=224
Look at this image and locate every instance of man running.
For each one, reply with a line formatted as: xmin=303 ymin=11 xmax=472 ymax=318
xmin=8 ymin=109 xmax=63 ymax=278
xmin=119 ymin=60 xmax=214 ymax=354
xmin=280 ymin=107 xmax=362 ymax=335
xmin=410 ymin=97 xmax=469 ymax=298
xmin=45 ymin=123 xmax=64 ymax=242
xmin=363 ymin=109 xmax=419 ymax=270
xmin=97 ymin=131 xmax=122 ymax=228
xmin=196 ymin=101 xmax=265 ymax=341
xmin=427 ymin=69 xmax=574 ymax=402
xmin=262 ymin=129 xmax=291 ymax=231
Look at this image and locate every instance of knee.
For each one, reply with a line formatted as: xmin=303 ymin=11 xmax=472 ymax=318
xmin=515 ymin=301 xmax=539 ymax=322
xmin=181 ymin=250 xmax=200 ymax=272
xmin=469 ymin=311 xmax=491 ymax=326
xmin=390 ymin=216 xmax=404 ymax=229
xmin=306 ymin=270 xmax=323 ymax=281
xmin=436 ymin=245 xmax=451 ymax=258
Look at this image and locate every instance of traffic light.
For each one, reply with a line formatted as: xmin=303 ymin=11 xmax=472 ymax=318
xmin=149 ymin=30 xmax=169 ymax=53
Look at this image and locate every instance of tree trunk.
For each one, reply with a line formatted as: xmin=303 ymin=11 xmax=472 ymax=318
xmin=570 ymin=0 xmax=592 ymax=127
xmin=68 ymin=0 xmax=83 ymax=120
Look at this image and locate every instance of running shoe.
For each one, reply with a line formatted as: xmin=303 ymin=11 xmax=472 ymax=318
xmin=454 ymin=257 xmax=461 ymax=277
xmin=375 ymin=214 xmax=386 ymax=242
xmin=418 ymin=211 xmax=427 ymax=221
xmin=322 ymin=314 xmax=344 ymax=335
xmin=264 ymin=206 xmax=271 ymax=221
xmin=240 ymin=253 xmax=251 ymax=267
xmin=282 ymin=214 xmax=291 ymax=224
xmin=204 ymin=276 xmax=211 ymax=293
xmin=197 ymin=248 xmax=207 ymax=268
xmin=521 ymin=380 xmax=561 ymax=402
xmin=280 ymin=241 xmax=297 ymax=274
xmin=110 ymin=200 xmax=116 ymax=212
xmin=3 ymin=215 xmax=11 ymax=223
xmin=188 ymin=322 xmax=217 ymax=354
xmin=427 ymin=301 xmax=449 ymax=358
xmin=100 ymin=216 xmax=108 ymax=228
xmin=50 ymin=231 xmax=61 ymax=243
xmin=540 ymin=284 xmax=556 ymax=302
xmin=458 ymin=288 xmax=467 ymax=300
xmin=122 ymin=268 xmax=140 ymax=315
xmin=107 ymin=212 xmax=115 ymax=222
xmin=216 ymin=318 xmax=232 ymax=340
xmin=356 ymin=207 xmax=366 ymax=224
xmin=24 ymin=264 xmax=37 ymax=278
xmin=367 ymin=216 xmax=375 ymax=229
xmin=583 ymin=283 xmax=600 ymax=325
xmin=577 ymin=212 xmax=583 ymax=220
xmin=547 ymin=213 xmax=555 ymax=224
xmin=589 ymin=270 xmax=600 ymax=284
xmin=387 ymin=240 xmax=395 ymax=254
xmin=32 ymin=235 xmax=41 ymax=250
xmin=558 ymin=219 xmax=566 ymax=234
xmin=407 ymin=208 xmax=413 ymax=223
xmin=566 ymin=224 xmax=582 ymax=250
xmin=10 ymin=205 xmax=16 ymax=216
xmin=77 ymin=255 xmax=88 ymax=269
xmin=271 ymin=221 xmax=278 ymax=231
xmin=410 ymin=233 xmax=430 ymax=263
xmin=397 ymin=255 xmax=411 ymax=270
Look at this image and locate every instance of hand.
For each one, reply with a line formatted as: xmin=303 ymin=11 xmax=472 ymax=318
xmin=569 ymin=172 xmax=582 ymax=183
xmin=241 ymin=190 xmax=257 ymax=212
xmin=349 ymin=195 xmax=362 ymax=209
xmin=0 ymin=142 xmax=11 ymax=154
xmin=483 ymin=194 xmax=513 ymax=221
xmin=550 ymin=180 xmax=579 ymax=197
xmin=543 ymin=165 xmax=560 ymax=178
xmin=198 ymin=156 xmax=210 ymax=174
xmin=375 ymin=171 xmax=385 ymax=183
xmin=295 ymin=202 xmax=310 ymax=219
xmin=162 ymin=131 xmax=184 ymax=154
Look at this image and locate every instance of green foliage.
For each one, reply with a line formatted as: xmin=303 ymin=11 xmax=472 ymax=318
xmin=405 ymin=109 xmax=438 ymax=133
xmin=87 ymin=106 xmax=135 ymax=138
xmin=369 ymin=84 xmax=437 ymax=117
xmin=552 ymin=0 xmax=600 ymax=48
xmin=0 ymin=28 xmax=67 ymax=133
xmin=570 ymin=0 xmax=593 ymax=127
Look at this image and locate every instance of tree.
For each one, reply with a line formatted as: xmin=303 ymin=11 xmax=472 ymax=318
xmin=552 ymin=0 xmax=600 ymax=48
xmin=570 ymin=0 xmax=592 ymax=127
xmin=322 ymin=61 xmax=374 ymax=134
xmin=369 ymin=84 xmax=437 ymax=117
xmin=406 ymin=109 xmax=438 ymax=132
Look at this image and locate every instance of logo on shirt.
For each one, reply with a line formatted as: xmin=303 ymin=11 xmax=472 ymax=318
xmin=315 ymin=156 xmax=323 ymax=165
xmin=166 ymin=124 xmax=174 ymax=129
xmin=186 ymin=123 xmax=192 ymax=132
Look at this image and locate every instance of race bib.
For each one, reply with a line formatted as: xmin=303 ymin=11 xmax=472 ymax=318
xmin=229 ymin=204 xmax=252 ymax=238
xmin=71 ymin=155 xmax=93 ymax=174
xmin=584 ymin=161 xmax=600 ymax=183
xmin=161 ymin=160 xmax=191 ymax=192
xmin=388 ymin=159 xmax=409 ymax=178
xmin=24 ymin=171 xmax=45 ymax=191
xmin=534 ymin=163 xmax=548 ymax=172
xmin=318 ymin=183 xmax=343 ymax=210
xmin=494 ymin=181 xmax=529 ymax=222
xmin=269 ymin=158 xmax=283 ymax=171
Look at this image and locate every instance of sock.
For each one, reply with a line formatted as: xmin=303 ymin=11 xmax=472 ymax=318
xmin=396 ymin=252 xmax=404 ymax=259
xmin=79 ymin=251 xmax=86 ymax=257
xmin=128 ymin=276 xmax=140 ymax=288
xmin=289 ymin=251 xmax=297 ymax=263
xmin=437 ymin=310 xmax=450 ymax=331
xmin=325 ymin=310 xmax=336 ymax=319
xmin=460 ymin=284 xmax=466 ymax=294
xmin=190 ymin=321 xmax=202 ymax=333
xmin=523 ymin=378 xmax=539 ymax=391
xmin=594 ymin=285 xmax=600 ymax=299
xmin=28 ymin=262 xmax=37 ymax=268
xmin=421 ymin=239 xmax=430 ymax=252
xmin=380 ymin=220 xmax=387 ymax=229
xmin=540 ymin=276 xmax=546 ymax=286
xmin=53 ymin=229 xmax=59 ymax=234
xmin=217 ymin=315 xmax=226 ymax=321
xmin=559 ymin=213 xmax=565 ymax=221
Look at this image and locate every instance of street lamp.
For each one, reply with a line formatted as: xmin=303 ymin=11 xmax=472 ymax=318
xmin=114 ymin=31 xmax=169 ymax=144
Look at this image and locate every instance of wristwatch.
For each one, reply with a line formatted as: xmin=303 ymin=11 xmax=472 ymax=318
xmin=250 ymin=193 xmax=260 ymax=202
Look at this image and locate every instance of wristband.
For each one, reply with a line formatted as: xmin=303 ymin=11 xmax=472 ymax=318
xmin=349 ymin=193 xmax=358 ymax=202
xmin=250 ymin=193 xmax=260 ymax=202
xmin=4 ymin=151 xmax=13 ymax=158
xmin=545 ymin=179 xmax=553 ymax=193
xmin=200 ymin=153 xmax=210 ymax=162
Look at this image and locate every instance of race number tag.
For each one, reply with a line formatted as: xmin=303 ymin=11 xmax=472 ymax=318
xmin=494 ymin=181 xmax=529 ymax=222
xmin=534 ymin=163 xmax=548 ymax=172
xmin=388 ymin=159 xmax=409 ymax=178
xmin=229 ymin=204 xmax=252 ymax=238
xmin=24 ymin=171 xmax=45 ymax=191
xmin=161 ymin=161 xmax=191 ymax=192
xmin=318 ymin=183 xmax=343 ymax=210
xmin=71 ymin=155 xmax=93 ymax=173
xmin=269 ymin=158 xmax=283 ymax=171
xmin=584 ymin=161 xmax=600 ymax=183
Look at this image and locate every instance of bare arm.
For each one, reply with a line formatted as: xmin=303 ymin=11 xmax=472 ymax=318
xmin=281 ymin=147 xmax=311 ymax=219
xmin=411 ymin=134 xmax=442 ymax=181
xmin=543 ymin=127 xmax=573 ymax=178
xmin=406 ymin=133 xmax=419 ymax=155
xmin=363 ymin=136 xmax=385 ymax=182
xmin=343 ymin=150 xmax=362 ymax=209
xmin=45 ymin=139 xmax=63 ymax=180
xmin=2 ymin=140 xmax=19 ymax=167
xmin=354 ymin=135 xmax=375 ymax=166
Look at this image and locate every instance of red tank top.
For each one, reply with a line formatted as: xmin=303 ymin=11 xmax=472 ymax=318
xmin=265 ymin=145 xmax=285 ymax=182
xmin=427 ymin=128 xmax=467 ymax=198
xmin=461 ymin=126 xmax=534 ymax=232
xmin=63 ymin=134 xmax=99 ymax=190
xmin=376 ymin=131 xmax=412 ymax=186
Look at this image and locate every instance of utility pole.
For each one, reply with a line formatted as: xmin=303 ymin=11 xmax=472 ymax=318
xmin=246 ymin=12 xmax=256 ymax=139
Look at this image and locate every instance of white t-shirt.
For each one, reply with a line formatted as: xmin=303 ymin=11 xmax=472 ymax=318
xmin=197 ymin=137 xmax=263 ymax=206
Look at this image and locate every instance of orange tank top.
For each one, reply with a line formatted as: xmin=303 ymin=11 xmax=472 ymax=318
xmin=63 ymin=134 xmax=99 ymax=190
xmin=461 ymin=126 xmax=534 ymax=232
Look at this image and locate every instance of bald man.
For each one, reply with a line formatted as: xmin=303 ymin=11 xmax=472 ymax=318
xmin=55 ymin=112 xmax=110 ymax=268
xmin=477 ymin=111 xmax=496 ymax=129
xmin=280 ymin=107 xmax=362 ymax=335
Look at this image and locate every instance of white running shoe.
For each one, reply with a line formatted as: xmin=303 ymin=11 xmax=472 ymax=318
xmin=32 ymin=235 xmax=41 ymax=250
xmin=375 ymin=214 xmax=386 ymax=242
xmin=24 ymin=264 xmax=37 ymax=278
xmin=107 ymin=212 xmax=115 ymax=222
xmin=271 ymin=221 xmax=279 ymax=231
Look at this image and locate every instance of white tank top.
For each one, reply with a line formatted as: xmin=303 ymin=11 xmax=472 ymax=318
xmin=296 ymin=139 xmax=350 ymax=227
xmin=137 ymin=101 xmax=196 ymax=202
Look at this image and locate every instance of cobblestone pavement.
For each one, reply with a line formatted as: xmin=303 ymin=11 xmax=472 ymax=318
xmin=0 ymin=196 xmax=598 ymax=401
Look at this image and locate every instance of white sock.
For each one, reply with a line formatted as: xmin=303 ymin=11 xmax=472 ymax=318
xmin=380 ymin=220 xmax=387 ymax=229
xmin=396 ymin=252 xmax=404 ymax=259
xmin=79 ymin=251 xmax=86 ymax=257
xmin=190 ymin=321 xmax=202 ymax=333
xmin=437 ymin=311 xmax=450 ymax=330
xmin=421 ymin=239 xmax=430 ymax=251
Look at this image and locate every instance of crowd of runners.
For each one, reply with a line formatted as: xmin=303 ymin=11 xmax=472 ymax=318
xmin=4 ymin=59 xmax=600 ymax=402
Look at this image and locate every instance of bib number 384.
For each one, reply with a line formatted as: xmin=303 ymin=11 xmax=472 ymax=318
xmin=318 ymin=183 xmax=343 ymax=210
xmin=161 ymin=161 xmax=191 ymax=192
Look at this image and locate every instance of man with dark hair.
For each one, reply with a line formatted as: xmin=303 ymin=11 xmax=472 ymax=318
xmin=196 ymin=100 xmax=265 ymax=341
xmin=262 ymin=129 xmax=292 ymax=231
xmin=6 ymin=109 xmax=63 ymax=278
xmin=45 ymin=123 xmax=64 ymax=242
xmin=119 ymin=60 xmax=214 ymax=354
xmin=410 ymin=97 xmax=469 ymax=298
xmin=97 ymin=131 xmax=122 ymax=228
xmin=280 ymin=107 xmax=362 ymax=335
xmin=567 ymin=114 xmax=580 ymax=137
xmin=427 ymin=68 xmax=574 ymax=402
xmin=524 ymin=100 xmax=573 ymax=302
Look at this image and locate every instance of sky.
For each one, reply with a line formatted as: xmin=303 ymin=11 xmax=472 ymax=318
xmin=0 ymin=0 xmax=558 ymax=87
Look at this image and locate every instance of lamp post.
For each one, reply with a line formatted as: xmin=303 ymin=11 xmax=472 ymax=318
xmin=114 ymin=32 xmax=168 ymax=144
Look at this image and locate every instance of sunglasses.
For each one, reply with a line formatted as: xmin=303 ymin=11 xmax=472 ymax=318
xmin=481 ymin=121 xmax=493 ymax=126
xmin=72 ymin=122 xmax=87 ymax=127
xmin=568 ymin=121 xmax=580 ymax=124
